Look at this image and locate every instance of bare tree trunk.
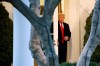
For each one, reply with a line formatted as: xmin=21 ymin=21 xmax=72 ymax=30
xmin=29 ymin=0 xmax=47 ymax=66
xmin=1 ymin=0 xmax=61 ymax=66
xmin=77 ymin=0 xmax=100 ymax=66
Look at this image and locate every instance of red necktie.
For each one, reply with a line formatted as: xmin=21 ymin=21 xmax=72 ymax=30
xmin=60 ymin=23 xmax=64 ymax=43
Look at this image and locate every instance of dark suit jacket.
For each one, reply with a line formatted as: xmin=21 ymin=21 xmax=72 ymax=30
xmin=58 ymin=22 xmax=71 ymax=45
xmin=50 ymin=22 xmax=71 ymax=45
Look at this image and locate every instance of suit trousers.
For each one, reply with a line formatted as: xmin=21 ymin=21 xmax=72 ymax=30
xmin=58 ymin=43 xmax=67 ymax=64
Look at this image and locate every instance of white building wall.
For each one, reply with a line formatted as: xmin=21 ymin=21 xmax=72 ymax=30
xmin=68 ymin=0 xmax=80 ymax=62
xmin=79 ymin=0 xmax=95 ymax=53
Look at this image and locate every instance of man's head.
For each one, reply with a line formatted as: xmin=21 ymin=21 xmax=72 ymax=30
xmin=58 ymin=13 xmax=65 ymax=23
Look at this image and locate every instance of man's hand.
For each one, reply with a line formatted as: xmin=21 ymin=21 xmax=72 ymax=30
xmin=64 ymin=36 xmax=69 ymax=41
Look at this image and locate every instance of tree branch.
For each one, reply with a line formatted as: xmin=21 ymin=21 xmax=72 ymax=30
xmin=77 ymin=1 xmax=100 ymax=66
xmin=1 ymin=0 xmax=59 ymax=66
xmin=28 ymin=0 xmax=48 ymax=65
xmin=43 ymin=0 xmax=51 ymax=16
xmin=3 ymin=0 xmax=45 ymax=28
xmin=12 ymin=0 xmax=39 ymax=23
xmin=50 ymin=0 xmax=61 ymax=9
xmin=43 ymin=0 xmax=61 ymax=18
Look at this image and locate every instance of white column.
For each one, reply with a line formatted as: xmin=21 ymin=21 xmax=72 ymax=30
xmin=13 ymin=0 xmax=33 ymax=66
xmin=61 ymin=0 xmax=64 ymax=13
xmin=53 ymin=7 xmax=58 ymax=56
xmin=68 ymin=0 xmax=80 ymax=62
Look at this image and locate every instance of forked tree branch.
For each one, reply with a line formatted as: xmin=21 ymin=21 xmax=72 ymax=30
xmin=43 ymin=0 xmax=61 ymax=18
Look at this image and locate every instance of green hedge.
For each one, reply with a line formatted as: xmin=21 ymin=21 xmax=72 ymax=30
xmin=60 ymin=62 xmax=76 ymax=66
xmin=84 ymin=10 xmax=100 ymax=62
xmin=60 ymin=62 xmax=100 ymax=66
xmin=0 ymin=3 xmax=13 ymax=64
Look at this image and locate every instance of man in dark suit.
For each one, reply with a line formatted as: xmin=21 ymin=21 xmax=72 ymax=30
xmin=50 ymin=13 xmax=71 ymax=64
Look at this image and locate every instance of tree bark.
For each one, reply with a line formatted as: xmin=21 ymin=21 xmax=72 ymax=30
xmin=0 ymin=0 xmax=61 ymax=66
xmin=29 ymin=0 xmax=47 ymax=66
xmin=77 ymin=0 xmax=100 ymax=66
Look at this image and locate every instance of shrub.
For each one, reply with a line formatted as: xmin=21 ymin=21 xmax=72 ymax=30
xmin=84 ymin=10 xmax=100 ymax=63
xmin=0 ymin=3 xmax=13 ymax=64
xmin=60 ymin=62 xmax=100 ymax=66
